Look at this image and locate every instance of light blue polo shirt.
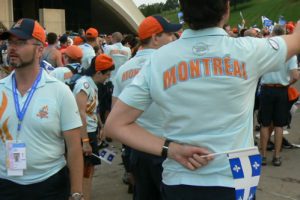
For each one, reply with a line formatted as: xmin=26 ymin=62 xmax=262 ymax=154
xmin=0 ymin=69 xmax=82 ymax=184
xmin=113 ymin=49 xmax=165 ymax=135
xmin=261 ymin=55 xmax=298 ymax=85
xmin=79 ymin=43 xmax=96 ymax=70
xmin=73 ymin=76 xmax=98 ymax=132
xmin=104 ymin=42 xmax=131 ymax=80
xmin=119 ymin=28 xmax=287 ymax=187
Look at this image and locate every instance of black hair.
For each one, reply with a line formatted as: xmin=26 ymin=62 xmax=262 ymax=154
xmin=122 ymin=34 xmax=139 ymax=48
xmin=46 ymin=32 xmax=57 ymax=45
xmin=59 ymin=34 xmax=68 ymax=44
xmin=179 ymin=0 xmax=229 ymax=30
xmin=84 ymin=56 xmax=115 ymax=77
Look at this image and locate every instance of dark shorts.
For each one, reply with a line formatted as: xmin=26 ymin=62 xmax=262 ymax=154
xmin=259 ymin=86 xmax=289 ymax=127
xmin=161 ymin=184 xmax=235 ymax=200
xmin=84 ymin=131 xmax=101 ymax=166
xmin=0 ymin=166 xmax=70 ymax=200
xmin=131 ymin=150 xmax=164 ymax=200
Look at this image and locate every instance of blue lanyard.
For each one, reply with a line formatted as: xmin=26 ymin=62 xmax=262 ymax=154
xmin=12 ymin=69 xmax=43 ymax=131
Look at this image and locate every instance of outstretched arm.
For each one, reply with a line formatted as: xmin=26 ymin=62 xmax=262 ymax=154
xmin=283 ymin=21 xmax=300 ymax=61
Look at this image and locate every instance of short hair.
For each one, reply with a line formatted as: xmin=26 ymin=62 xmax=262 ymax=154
xmin=59 ymin=34 xmax=68 ymax=44
xmin=139 ymin=32 xmax=163 ymax=46
xmin=122 ymin=34 xmax=139 ymax=48
xmin=179 ymin=0 xmax=229 ymax=30
xmin=86 ymin=37 xmax=97 ymax=43
xmin=112 ymin=32 xmax=123 ymax=43
xmin=64 ymin=54 xmax=81 ymax=64
xmin=46 ymin=32 xmax=57 ymax=45
xmin=272 ymin=25 xmax=286 ymax=36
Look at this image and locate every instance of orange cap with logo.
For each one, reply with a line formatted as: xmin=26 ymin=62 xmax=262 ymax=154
xmin=95 ymin=54 xmax=114 ymax=71
xmin=0 ymin=18 xmax=46 ymax=45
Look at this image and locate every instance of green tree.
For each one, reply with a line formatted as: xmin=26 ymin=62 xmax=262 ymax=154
xmin=163 ymin=0 xmax=179 ymax=11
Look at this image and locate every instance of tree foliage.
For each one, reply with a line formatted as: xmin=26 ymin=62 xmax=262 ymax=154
xmin=139 ymin=0 xmax=179 ymax=16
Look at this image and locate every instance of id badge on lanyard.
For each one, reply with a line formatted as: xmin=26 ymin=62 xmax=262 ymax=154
xmin=5 ymin=140 xmax=27 ymax=176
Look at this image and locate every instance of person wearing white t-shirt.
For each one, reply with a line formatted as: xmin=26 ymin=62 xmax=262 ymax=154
xmin=73 ymin=54 xmax=115 ymax=200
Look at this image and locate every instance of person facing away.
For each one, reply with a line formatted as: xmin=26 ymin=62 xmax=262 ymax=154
xmin=104 ymin=32 xmax=131 ymax=80
xmin=259 ymin=25 xmax=300 ymax=167
xmin=79 ymin=28 xmax=98 ymax=70
xmin=0 ymin=18 xmax=84 ymax=200
xmin=42 ymin=32 xmax=63 ymax=67
xmin=112 ymin=15 xmax=182 ymax=200
xmin=104 ymin=1 xmax=300 ymax=200
xmin=73 ymin=54 xmax=115 ymax=200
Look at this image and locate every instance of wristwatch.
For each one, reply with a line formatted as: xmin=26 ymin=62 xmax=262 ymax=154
xmin=161 ymin=139 xmax=173 ymax=158
xmin=71 ymin=192 xmax=83 ymax=200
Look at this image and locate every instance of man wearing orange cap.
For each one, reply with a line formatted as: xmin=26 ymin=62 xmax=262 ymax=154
xmin=112 ymin=15 xmax=182 ymax=199
xmin=50 ymin=45 xmax=83 ymax=86
xmin=73 ymin=54 xmax=115 ymax=200
xmin=79 ymin=28 xmax=99 ymax=70
xmin=0 ymin=18 xmax=84 ymax=200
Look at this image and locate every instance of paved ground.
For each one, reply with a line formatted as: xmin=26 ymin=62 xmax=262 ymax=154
xmin=92 ymin=82 xmax=300 ymax=200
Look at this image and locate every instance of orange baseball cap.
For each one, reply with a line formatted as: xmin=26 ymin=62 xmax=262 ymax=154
xmin=138 ymin=15 xmax=182 ymax=40
xmin=95 ymin=54 xmax=114 ymax=71
xmin=73 ymin=36 xmax=84 ymax=45
xmin=86 ymin=28 xmax=98 ymax=38
xmin=0 ymin=18 xmax=46 ymax=44
xmin=62 ymin=45 xmax=83 ymax=60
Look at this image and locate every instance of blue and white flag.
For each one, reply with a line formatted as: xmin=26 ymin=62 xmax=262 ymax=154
xmin=262 ymin=16 xmax=273 ymax=27
xmin=178 ymin=12 xmax=184 ymax=24
xmin=93 ymin=148 xmax=116 ymax=164
xmin=278 ymin=16 xmax=286 ymax=26
xmin=227 ymin=147 xmax=262 ymax=200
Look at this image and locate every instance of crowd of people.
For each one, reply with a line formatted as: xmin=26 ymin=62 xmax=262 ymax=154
xmin=0 ymin=0 xmax=300 ymax=200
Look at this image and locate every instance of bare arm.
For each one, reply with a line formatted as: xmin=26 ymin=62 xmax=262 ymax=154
xmin=290 ymin=69 xmax=300 ymax=85
xmin=55 ymin=50 xmax=64 ymax=67
xmin=63 ymin=127 xmax=83 ymax=194
xmin=111 ymin=96 xmax=118 ymax=108
xmin=282 ymin=21 xmax=300 ymax=61
xmin=75 ymin=90 xmax=92 ymax=155
xmin=105 ymin=100 xmax=213 ymax=170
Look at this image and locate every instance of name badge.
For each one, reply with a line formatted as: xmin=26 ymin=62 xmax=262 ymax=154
xmin=6 ymin=140 xmax=27 ymax=176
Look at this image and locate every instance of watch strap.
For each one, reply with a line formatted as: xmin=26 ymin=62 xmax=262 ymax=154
xmin=161 ymin=139 xmax=173 ymax=158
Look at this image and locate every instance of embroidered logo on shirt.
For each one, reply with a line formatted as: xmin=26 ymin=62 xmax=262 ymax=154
xmin=84 ymin=82 xmax=90 ymax=89
xmin=192 ymin=43 xmax=208 ymax=56
xmin=36 ymin=105 xmax=48 ymax=119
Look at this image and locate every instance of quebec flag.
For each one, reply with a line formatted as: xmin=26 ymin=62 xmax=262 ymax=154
xmin=227 ymin=147 xmax=262 ymax=200
xmin=261 ymin=16 xmax=273 ymax=27
xmin=99 ymin=148 xmax=116 ymax=164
